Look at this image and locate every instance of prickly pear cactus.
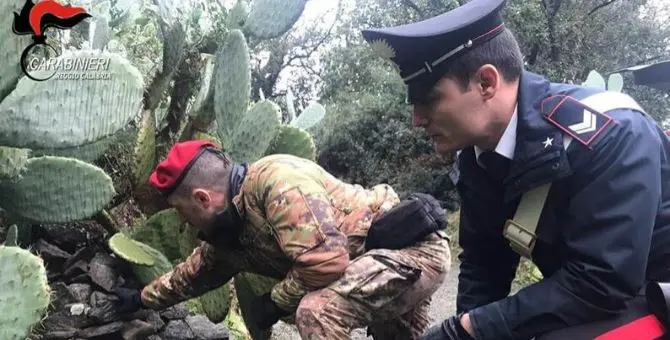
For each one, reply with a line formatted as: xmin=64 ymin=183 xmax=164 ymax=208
xmin=0 ymin=156 xmax=116 ymax=223
xmin=229 ymin=100 xmax=282 ymax=163
xmin=108 ymin=232 xmax=156 ymax=266
xmin=130 ymin=241 xmax=174 ymax=286
xmin=228 ymin=0 xmax=250 ymax=30
xmin=291 ymin=102 xmax=326 ymax=130
xmin=266 ymin=125 xmax=316 ymax=161
xmin=0 ymin=1 xmax=32 ymax=101
xmin=0 ymin=49 xmax=144 ymax=150
xmin=199 ymin=284 xmax=232 ymax=323
xmin=215 ymin=29 xmax=251 ymax=148
xmin=128 ymin=208 xmax=186 ymax=263
xmin=0 ymin=147 xmax=30 ymax=181
xmin=2 ymin=225 xmax=18 ymax=247
xmin=243 ymin=0 xmax=308 ymax=39
xmin=0 ymin=245 xmax=51 ymax=340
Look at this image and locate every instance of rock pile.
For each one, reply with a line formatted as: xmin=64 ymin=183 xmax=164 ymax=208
xmin=29 ymin=223 xmax=230 ymax=340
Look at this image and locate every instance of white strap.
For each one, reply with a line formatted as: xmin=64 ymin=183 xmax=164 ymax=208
xmin=503 ymin=91 xmax=645 ymax=259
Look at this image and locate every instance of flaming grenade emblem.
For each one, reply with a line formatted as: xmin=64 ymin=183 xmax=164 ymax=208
xmin=12 ymin=0 xmax=91 ymax=81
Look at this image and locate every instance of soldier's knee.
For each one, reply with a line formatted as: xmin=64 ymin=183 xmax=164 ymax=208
xmin=295 ymin=290 xmax=329 ymax=334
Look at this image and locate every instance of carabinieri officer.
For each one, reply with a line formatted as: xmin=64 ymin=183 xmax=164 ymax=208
xmin=360 ymin=0 xmax=670 ymax=339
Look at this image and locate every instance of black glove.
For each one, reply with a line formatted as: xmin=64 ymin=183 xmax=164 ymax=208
xmin=248 ymin=293 xmax=291 ymax=330
xmin=113 ymin=287 xmax=144 ymax=314
xmin=421 ymin=314 xmax=475 ymax=340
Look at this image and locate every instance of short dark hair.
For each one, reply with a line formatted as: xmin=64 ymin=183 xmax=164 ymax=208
xmin=172 ymin=150 xmax=233 ymax=198
xmin=443 ymin=27 xmax=524 ymax=91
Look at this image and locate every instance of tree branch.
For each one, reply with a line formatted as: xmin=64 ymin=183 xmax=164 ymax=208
xmin=282 ymin=1 xmax=342 ymax=68
xmin=588 ymin=0 xmax=618 ymax=16
xmin=401 ymin=0 xmax=424 ymax=17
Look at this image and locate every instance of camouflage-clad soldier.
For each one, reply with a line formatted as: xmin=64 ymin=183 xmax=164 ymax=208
xmin=114 ymin=140 xmax=451 ymax=339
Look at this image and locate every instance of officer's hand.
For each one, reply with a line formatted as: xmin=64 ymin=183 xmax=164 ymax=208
xmin=249 ymin=293 xmax=291 ymax=330
xmin=113 ymin=287 xmax=144 ymax=314
xmin=421 ymin=314 xmax=475 ymax=340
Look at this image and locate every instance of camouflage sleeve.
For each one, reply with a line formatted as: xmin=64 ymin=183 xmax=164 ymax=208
xmin=262 ymin=172 xmax=350 ymax=313
xmin=140 ymin=242 xmax=239 ymax=310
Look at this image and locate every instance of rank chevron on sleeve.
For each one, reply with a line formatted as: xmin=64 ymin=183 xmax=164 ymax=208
xmin=568 ymin=110 xmax=598 ymax=135
xmin=541 ymin=91 xmax=646 ymax=148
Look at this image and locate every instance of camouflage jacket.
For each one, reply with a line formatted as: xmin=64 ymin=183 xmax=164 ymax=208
xmin=141 ymin=154 xmax=400 ymax=313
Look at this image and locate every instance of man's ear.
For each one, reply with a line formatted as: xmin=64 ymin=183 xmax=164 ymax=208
xmin=475 ymin=65 xmax=500 ymax=100
xmin=193 ymin=189 xmax=211 ymax=207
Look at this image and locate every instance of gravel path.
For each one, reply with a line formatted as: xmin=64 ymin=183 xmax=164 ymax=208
xmin=270 ymin=262 xmax=460 ymax=339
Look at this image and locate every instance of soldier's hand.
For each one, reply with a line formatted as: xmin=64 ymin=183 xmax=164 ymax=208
xmin=249 ymin=292 xmax=291 ymax=330
xmin=421 ymin=314 xmax=475 ymax=340
xmin=113 ymin=287 xmax=144 ymax=314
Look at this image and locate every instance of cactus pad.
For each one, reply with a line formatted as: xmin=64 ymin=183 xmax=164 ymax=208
xmin=132 ymin=110 xmax=156 ymax=188
xmin=0 ymin=156 xmax=115 ymax=223
xmin=582 ymin=70 xmax=606 ymax=90
xmin=108 ymin=232 xmax=156 ymax=266
xmin=0 ymin=50 xmax=144 ymax=150
xmin=230 ymin=100 xmax=281 ymax=163
xmin=266 ymin=125 xmax=316 ymax=161
xmin=0 ymin=245 xmax=51 ymax=340
xmin=243 ymin=0 xmax=307 ymax=39
xmin=234 ymin=272 xmax=280 ymax=338
xmin=193 ymin=132 xmax=223 ymax=149
xmin=0 ymin=1 xmax=32 ymax=101
xmin=32 ymin=132 xmax=118 ymax=162
xmin=607 ymin=73 xmax=624 ymax=92
xmin=228 ymin=0 xmax=250 ymax=29
xmin=189 ymin=54 xmax=216 ymax=118
xmin=285 ymin=88 xmax=296 ymax=122
xmin=130 ymin=241 xmax=174 ymax=285
xmin=128 ymin=208 xmax=185 ymax=263
xmin=199 ymin=284 xmax=231 ymax=323
xmin=2 ymin=225 xmax=18 ymax=247
xmin=214 ymin=30 xmax=251 ymax=147
xmin=291 ymin=102 xmax=326 ymax=130
xmin=0 ymin=146 xmax=30 ymax=181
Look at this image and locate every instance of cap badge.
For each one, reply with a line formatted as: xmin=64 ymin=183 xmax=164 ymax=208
xmin=369 ymin=39 xmax=396 ymax=60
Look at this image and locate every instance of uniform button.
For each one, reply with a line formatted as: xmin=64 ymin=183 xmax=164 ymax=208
xmin=552 ymin=162 xmax=560 ymax=170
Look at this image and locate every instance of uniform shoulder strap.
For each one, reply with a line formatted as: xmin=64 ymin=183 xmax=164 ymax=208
xmin=503 ymin=91 xmax=645 ymax=259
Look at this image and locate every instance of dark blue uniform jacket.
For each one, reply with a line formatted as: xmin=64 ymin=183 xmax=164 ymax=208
xmin=455 ymin=71 xmax=670 ymax=339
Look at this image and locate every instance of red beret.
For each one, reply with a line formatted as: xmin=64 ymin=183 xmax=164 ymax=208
xmin=148 ymin=140 xmax=218 ymax=196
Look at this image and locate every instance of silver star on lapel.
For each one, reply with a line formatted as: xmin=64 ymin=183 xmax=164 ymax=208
xmin=543 ymin=137 xmax=554 ymax=149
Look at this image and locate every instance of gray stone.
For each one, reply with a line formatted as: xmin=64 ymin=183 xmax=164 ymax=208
xmin=68 ymin=283 xmax=92 ymax=303
xmin=147 ymin=336 xmax=162 ymax=340
xmin=122 ymin=319 xmax=155 ymax=340
xmin=34 ymin=239 xmax=72 ymax=261
xmin=41 ymin=329 xmax=78 ymax=339
xmin=62 ymin=246 xmax=96 ymax=274
xmin=160 ymin=302 xmax=189 ymax=320
xmin=50 ymin=282 xmax=76 ymax=310
xmin=161 ymin=320 xmax=195 ymax=340
xmin=185 ymin=315 xmax=229 ymax=340
xmin=147 ymin=310 xmax=166 ymax=332
xmin=41 ymin=309 xmax=95 ymax=332
xmin=88 ymin=252 xmax=118 ymax=292
xmin=90 ymin=290 xmax=115 ymax=308
xmin=63 ymin=260 xmax=88 ymax=279
xmin=87 ymin=301 xmax=121 ymax=324
xmin=77 ymin=320 xmax=124 ymax=338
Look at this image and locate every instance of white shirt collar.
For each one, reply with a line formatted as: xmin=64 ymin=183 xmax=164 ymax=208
xmin=474 ymin=105 xmax=518 ymax=161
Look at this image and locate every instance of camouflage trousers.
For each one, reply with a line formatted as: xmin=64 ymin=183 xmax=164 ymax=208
xmin=294 ymin=233 xmax=451 ymax=340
